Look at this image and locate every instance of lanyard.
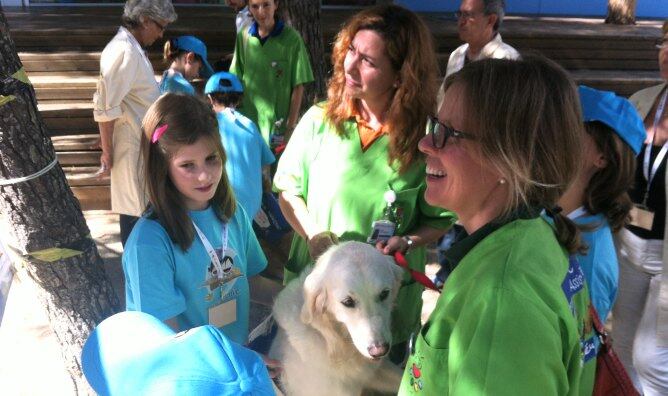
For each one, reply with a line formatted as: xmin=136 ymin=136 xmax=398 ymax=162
xmin=567 ymin=206 xmax=588 ymax=221
xmin=193 ymin=221 xmax=228 ymax=280
xmin=394 ymin=251 xmax=440 ymax=292
xmin=642 ymin=90 xmax=668 ymax=206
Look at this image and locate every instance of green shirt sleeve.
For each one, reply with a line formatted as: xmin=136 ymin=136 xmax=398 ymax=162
xmin=273 ymin=105 xmax=323 ymax=196
xmin=290 ymin=29 xmax=314 ymax=88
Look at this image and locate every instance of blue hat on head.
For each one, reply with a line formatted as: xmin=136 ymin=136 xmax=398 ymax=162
xmin=172 ymin=35 xmax=215 ymax=78
xmin=578 ymin=85 xmax=646 ymax=155
xmin=81 ymin=311 xmax=275 ymax=396
xmin=205 ymin=71 xmax=244 ymax=95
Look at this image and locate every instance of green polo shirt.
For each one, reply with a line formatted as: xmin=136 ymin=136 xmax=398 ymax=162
xmin=399 ymin=214 xmax=590 ymax=395
xmin=230 ymin=23 xmax=314 ymax=143
xmin=273 ymin=104 xmax=456 ymax=344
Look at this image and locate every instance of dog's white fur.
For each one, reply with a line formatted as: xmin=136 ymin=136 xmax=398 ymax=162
xmin=270 ymin=241 xmax=405 ymax=396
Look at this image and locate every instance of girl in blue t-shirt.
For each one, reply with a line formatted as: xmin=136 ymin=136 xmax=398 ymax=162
xmin=160 ymin=35 xmax=215 ymax=95
xmin=122 ymin=93 xmax=267 ymax=345
xmin=559 ymin=86 xmax=645 ymax=323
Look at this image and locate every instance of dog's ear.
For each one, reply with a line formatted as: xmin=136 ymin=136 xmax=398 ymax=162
xmin=301 ymin=269 xmax=328 ymax=324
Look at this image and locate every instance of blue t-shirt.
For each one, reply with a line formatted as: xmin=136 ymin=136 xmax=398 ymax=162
xmin=217 ymin=108 xmax=275 ymax=216
xmin=573 ymin=212 xmax=618 ymax=323
xmin=123 ymin=205 xmax=267 ymax=344
xmin=159 ymin=69 xmax=195 ymax=95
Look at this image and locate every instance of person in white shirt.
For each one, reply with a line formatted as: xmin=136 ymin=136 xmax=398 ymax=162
xmin=93 ymin=0 xmax=177 ymax=246
xmin=439 ymin=0 xmax=519 ymax=98
xmin=226 ymin=0 xmax=253 ymax=34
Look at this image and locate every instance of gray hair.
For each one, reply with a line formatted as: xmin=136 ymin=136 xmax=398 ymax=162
xmin=483 ymin=0 xmax=505 ymax=31
xmin=122 ymin=0 xmax=177 ymax=28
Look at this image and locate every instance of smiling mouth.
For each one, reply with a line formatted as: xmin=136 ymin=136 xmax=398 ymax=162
xmin=426 ymin=166 xmax=445 ymax=178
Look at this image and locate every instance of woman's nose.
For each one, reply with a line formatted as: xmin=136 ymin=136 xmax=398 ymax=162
xmin=418 ymin=134 xmax=434 ymax=154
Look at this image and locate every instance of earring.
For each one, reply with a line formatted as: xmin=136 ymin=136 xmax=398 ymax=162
xmin=498 ymin=178 xmax=507 ymax=185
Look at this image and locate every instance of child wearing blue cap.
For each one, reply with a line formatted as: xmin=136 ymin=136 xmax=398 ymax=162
xmin=557 ymin=85 xmax=645 ymax=394
xmin=160 ymin=35 xmax=215 ymax=95
xmin=205 ymin=72 xmax=275 ymax=218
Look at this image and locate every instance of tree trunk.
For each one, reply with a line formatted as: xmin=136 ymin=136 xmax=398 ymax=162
xmin=605 ymin=0 xmax=637 ymax=25
xmin=282 ymin=0 xmax=328 ymax=109
xmin=0 ymin=10 xmax=119 ymax=394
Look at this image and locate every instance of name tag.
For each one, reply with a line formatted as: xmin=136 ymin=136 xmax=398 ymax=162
xmin=561 ymin=257 xmax=585 ymax=304
xmin=629 ymin=205 xmax=654 ymax=230
xmin=582 ymin=336 xmax=597 ymax=363
xmin=367 ymin=220 xmax=395 ymax=244
xmin=209 ymin=299 xmax=236 ymax=328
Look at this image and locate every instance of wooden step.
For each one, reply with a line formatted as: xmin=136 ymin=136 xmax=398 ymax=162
xmin=71 ymin=185 xmax=111 ymax=211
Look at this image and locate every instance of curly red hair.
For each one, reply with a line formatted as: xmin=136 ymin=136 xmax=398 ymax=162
xmin=325 ymin=5 xmax=439 ymax=172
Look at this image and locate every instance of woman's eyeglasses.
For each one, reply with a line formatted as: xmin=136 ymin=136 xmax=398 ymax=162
xmin=426 ymin=116 xmax=475 ymax=149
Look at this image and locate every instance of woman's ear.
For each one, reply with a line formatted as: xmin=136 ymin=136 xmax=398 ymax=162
xmin=185 ymin=52 xmax=196 ymax=64
xmin=593 ymin=153 xmax=607 ymax=169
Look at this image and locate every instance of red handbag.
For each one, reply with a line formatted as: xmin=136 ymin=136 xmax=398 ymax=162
xmin=589 ymin=305 xmax=640 ymax=396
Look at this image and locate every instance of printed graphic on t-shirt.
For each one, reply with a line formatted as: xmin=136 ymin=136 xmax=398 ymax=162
xmin=202 ymin=247 xmax=242 ymax=301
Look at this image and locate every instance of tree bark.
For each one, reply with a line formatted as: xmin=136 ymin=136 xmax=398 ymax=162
xmin=0 ymin=10 xmax=119 ymax=394
xmin=605 ymin=0 xmax=637 ymax=25
xmin=282 ymin=0 xmax=328 ymax=109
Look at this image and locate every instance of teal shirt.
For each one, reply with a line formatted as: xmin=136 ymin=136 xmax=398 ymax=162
xmin=274 ymin=104 xmax=456 ymax=343
xmin=230 ymin=23 xmax=314 ymax=143
xmin=123 ymin=206 xmax=267 ymax=345
xmin=159 ymin=70 xmax=195 ymax=95
xmin=400 ymin=217 xmax=590 ymax=395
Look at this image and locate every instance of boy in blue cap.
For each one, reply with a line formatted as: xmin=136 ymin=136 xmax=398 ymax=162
xmin=81 ymin=311 xmax=276 ymax=396
xmin=161 ymin=35 xmax=215 ymax=95
xmin=205 ymin=72 xmax=275 ymax=218
xmin=557 ymin=85 xmax=646 ymax=394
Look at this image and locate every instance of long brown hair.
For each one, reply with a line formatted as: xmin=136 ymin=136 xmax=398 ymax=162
xmin=583 ymin=121 xmax=636 ymax=232
xmin=447 ymin=56 xmax=585 ymax=254
xmin=141 ymin=93 xmax=236 ymax=250
xmin=325 ymin=4 xmax=438 ymax=172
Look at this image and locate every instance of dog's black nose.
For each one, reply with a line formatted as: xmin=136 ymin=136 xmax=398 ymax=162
xmin=368 ymin=342 xmax=389 ymax=358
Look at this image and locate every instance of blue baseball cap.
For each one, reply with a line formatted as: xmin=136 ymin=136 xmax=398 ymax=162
xmin=578 ymin=85 xmax=646 ymax=155
xmin=205 ymin=71 xmax=244 ymax=95
xmin=81 ymin=311 xmax=275 ymax=396
xmin=172 ymin=35 xmax=215 ymax=79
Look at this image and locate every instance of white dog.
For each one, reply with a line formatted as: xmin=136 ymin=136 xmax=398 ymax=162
xmin=270 ymin=241 xmax=405 ymax=396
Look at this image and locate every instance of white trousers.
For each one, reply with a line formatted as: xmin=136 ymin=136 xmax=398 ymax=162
xmin=613 ymin=229 xmax=668 ymax=395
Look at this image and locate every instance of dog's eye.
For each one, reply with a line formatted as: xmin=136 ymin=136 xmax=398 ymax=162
xmin=341 ymin=297 xmax=356 ymax=308
xmin=379 ymin=289 xmax=390 ymax=302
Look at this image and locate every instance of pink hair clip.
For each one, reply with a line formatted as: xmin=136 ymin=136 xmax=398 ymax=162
xmin=151 ymin=124 xmax=169 ymax=144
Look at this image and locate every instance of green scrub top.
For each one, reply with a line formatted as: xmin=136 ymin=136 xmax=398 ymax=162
xmin=399 ymin=217 xmax=591 ymax=395
xmin=230 ymin=24 xmax=314 ymax=144
xmin=273 ymin=104 xmax=456 ymax=343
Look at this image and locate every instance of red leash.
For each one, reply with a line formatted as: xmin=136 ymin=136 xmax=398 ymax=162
xmin=394 ymin=251 xmax=441 ymax=293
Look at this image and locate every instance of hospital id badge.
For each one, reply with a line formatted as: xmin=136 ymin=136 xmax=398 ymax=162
xmin=629 ymin=205 xmax=655 ymax=230
xmin=209 ymin=299 xmax=236 ymax=328
xmin=367 ymin=220 xmax=396 ymax=244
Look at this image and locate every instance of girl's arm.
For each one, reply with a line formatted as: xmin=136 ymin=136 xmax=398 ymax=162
xmin=285 ymin=84 xmax=305 ymax=140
